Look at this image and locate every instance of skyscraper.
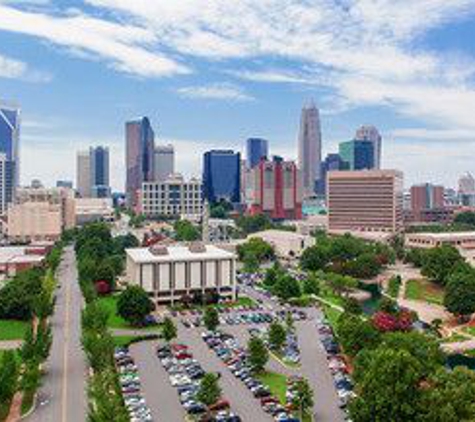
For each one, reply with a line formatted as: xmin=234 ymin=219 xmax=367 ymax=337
xmin=126 ymin=117 xmax=155 ymax=205
xmin=0 ymin=102 xmax=20 ymax=211
xmin=90 ymin=146 xmax=110 ymax=198
xmin=298 ymin=101 xmax=322 ymax=197
xmin=317 ymin=153 xmax=346 ymax=196
xmin=355 ymin=125 xmax=382 ymax=169
xmin=246 ymin=138 xmax=268 ymax=168
xmin=339 ymin=140 xmax=375 ymax=170
xmin=203 ymin=150 xmax=241 ymax=204
xmin=76 ymin=150 xmax=91 ymax=198
xmin=154 ymin=144 xmax=175 ymax=182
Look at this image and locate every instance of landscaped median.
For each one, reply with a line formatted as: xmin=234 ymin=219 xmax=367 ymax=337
xmin=404 ymin=278 xmax=444 ymax=305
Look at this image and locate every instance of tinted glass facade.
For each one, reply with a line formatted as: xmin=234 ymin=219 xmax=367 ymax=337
xmin=246 ymin=138 xmax=268 ymax=168
xmin=317 ymin=153 xmax=345 ymax=196
xmin=90 ymin=146 xmax=110 ymax=198
xmin=339 ymin=140 xmax=374 ymax=171
xmin=203 ymin=150 xmax=241 ymax=204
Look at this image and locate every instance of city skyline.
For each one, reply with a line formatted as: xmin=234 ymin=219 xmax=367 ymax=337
xmin=0 ymin=1 xmax=475 ymax=189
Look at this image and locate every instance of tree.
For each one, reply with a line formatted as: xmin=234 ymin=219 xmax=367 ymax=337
xmin=421 ymin=245 xmax=464 ymax=285
xmin=268 ymin=321 xmax=287 ymax=351
xmin=300 ymin=246 xmax=329 ymax=272
xmin=342 ymin=297 xmax=363 ymax=315
xmin=337 ymin=314 xmax=380 ymax=357
xmin=162 ymin=317 xmax=177 ymax=343
xmin=82 ymin=302 xmax=109 ymax=332
xmin=326 ymin=273 xmax=357 ymax=296
xmin=444 ymin=269 xmax=475 ymax=321
xmin=203 ymin=307 xmax=220 ymax=332
xmin=454 ymin=211 xmax=475 ymax=227
xmin=350 ymin=347 xmax=423 ymax=422
xmin=236 ymin=214 xmax=272 ymax=235
xmin=263 ymin=263 xmax=284 ymax=289
xmin=0 ymin=350 xmax=19 ymax=402
xmin=236 ymin=238 xmax=275 ymax=266
xmin=303 ymin=273 xmax=321 ymax=296
xmin=273 ymin=274 xmax=301 ymax=301
xmin=196 ymin=373 xmax=222 ymax=407
xmin=247 ymin=337 xmax=268 ymax=373
xmin=291 ymin=378 xmax=314 ymax=421
xmin=174 ymin=220 xmax=200 ymax=241
xmin=117 ymin=286 xmax=154 ymax=327
xmin=285 ymin=312 xmax=295 ymax=333
xmin=419 ymin=367 xmax=475 ymax=422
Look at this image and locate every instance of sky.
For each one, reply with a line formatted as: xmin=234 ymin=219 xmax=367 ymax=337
xmin=0 ymin=0 xmax=475 ymax=191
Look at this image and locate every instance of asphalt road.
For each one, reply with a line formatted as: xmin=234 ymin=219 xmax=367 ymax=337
xmin=26 ymin=246 xmax=87 ymax=422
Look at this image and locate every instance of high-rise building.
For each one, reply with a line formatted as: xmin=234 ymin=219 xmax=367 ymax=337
xmin=410 ymin=183 xmax=444 ymax=213
xmin=154 ymin=144 xmax=175 ymax=182
xmin=56 ymin=180 xmax=73 ymax=189
xmin=203 ymin=150 xmax=241 ymax=204
xmin=298 ymin=101 xmax=322 ymax=197
xmin=355 ymin=125 xmax=382 ymax=169
xmin=327 ymin=170 xmax=404 ymax=233
xmin=246 ymin=138 xmax=269 ymax=169
xmin=246 ymin=157 xmax=302 ymax=220
xmin=458 ymin=172 xmax=475 ymax=206
xmin=76 ymin=150 xmax=91 ymax=198
xmin=317 ymin=153 xmax=346 ymax=196
xmin=0 ymin=154 xmax=7 ymax=215
xmin=90 ymin=146 xmax=110 ymax=198
xmin=139 ymin=174 xmax=203 ymax=219
xmin=0 ymin=102 xmax=20 ymax=211
xmin=126 ymin=117 xmax=155 ymax=205
xmin=339 ymin=140 xmax=374 ymax=170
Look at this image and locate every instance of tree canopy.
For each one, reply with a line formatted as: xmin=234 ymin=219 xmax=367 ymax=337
xmin=116 ymin=286 xmax=154 ymax=327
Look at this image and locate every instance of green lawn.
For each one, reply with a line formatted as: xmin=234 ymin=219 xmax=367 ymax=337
xmin=170 ymin=295 xmax=257 ymax=312
xmin=387 ymin=277 xmax=401 ymax=298
xmin=96 ymin=296 xmax=159 ymax=331
xmin=318 ymin=285 xmax=345 ymax=308
xmin=441 ymin=332 xmax=470 ymax=344
xmin=0 ymin=319 xmax=29 ymax=341
xmin=256 ymin=371 xmax=288 ymax=403
xmin=463 ymin=326 xmax=475 ymax=337
xmin=405 ymin=279 xmax=444 ymax=305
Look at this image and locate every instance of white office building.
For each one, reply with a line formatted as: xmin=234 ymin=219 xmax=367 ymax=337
xmin=125 ymin=243 xmax=237 ymax=304
xmin=140 ymin=174 xmax=203 ymax=218
xmin=0 ymin=154 xmax=7 ymax=215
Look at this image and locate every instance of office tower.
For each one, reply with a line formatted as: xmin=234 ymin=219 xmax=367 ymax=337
xmin=76 ymin=150 xmax=91 ymax=198
xmin=246 ymin=157 xmax=302 ymax=220
xmin=298 ymin=101 xmax=322 ymax=197
xmin=140 ymin=174 xmax=203 ymax=219
xmin=458 ymin=172 xmax=475 ymax=194
xmin=246 ymin=138 xmax=269 ymax=168
xmin=327 ymin=170 xmax=404 ymax=233
xmin=317 ymin=153 xmax=346 ymax=196
xmin=154 ymin=144 xmax=175 ymax=182
xmin=126 ymin=117 xmax=155 ymax=205
xmin=355 ymin=125 xmax=382 ymax=169
xmin=339 ymin=140 xmax=374 ymax=170
xmin=0 ymin=102 xmax=20 ymax=210
xmin=0 ymin=154 xmax=7 ymax=214
xmin=203 ymin=150 xmax=241 ymax=204
xmin=90 ymin=146 xmax=110 ymax=198
xmin=410 ymin=183 xmax=444 ymax=213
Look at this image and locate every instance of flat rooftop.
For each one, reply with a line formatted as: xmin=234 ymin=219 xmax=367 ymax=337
xmin=249 ymin=229 xmax=312 ymax=241
xmin=126 ymin=244 xmax=235 ymax=263
xmin=406 ymin=231 xmax=475 ymax=240
xmin=0 ymin=247 xmax=45 ymax=264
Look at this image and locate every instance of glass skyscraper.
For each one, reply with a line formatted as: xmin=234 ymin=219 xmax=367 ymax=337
xmin=203 ymin=150 xmax=241 ymax=204
xmin=126 ymin=117 xmax=155 ymax=205
xmin=0 ymin=102 xmax=20 ymax=212
xmin=246 ymin=138 xmax=268 ymax=168
xmin=90 ymin=146 xmax=110 ymax=198
xmin=339 ymin=140 xmax=375 ymax=171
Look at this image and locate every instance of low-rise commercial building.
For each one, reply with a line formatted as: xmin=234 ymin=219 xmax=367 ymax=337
xmin=247 ymin=229 xmax=315 ymax=258
xmin=327 ymin=170 xmax=403 ymax=233
xmin=0 ymin=246 xmax=47 ymax=278
xmin=405 ymin=231 xmax=475 ymax=250
xmin=75 ymin=197 xmax=114 ymax=225
xmin=125 ymin=243 xmax=236 ymax=304
xmin=139 ymin=174 xmax=203 ymax=219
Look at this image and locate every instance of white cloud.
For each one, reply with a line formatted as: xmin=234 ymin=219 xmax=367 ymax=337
xmin=177 ymin=83 xmax=254 ymax=101
xmin=0 ymin=51 xmax=51 ymax=82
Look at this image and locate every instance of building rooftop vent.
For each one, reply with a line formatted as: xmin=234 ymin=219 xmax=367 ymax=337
xmin=149 ymin=245 xmax=169 ymax=256
xmin=188 ymin=242 xmax=206 ymax=253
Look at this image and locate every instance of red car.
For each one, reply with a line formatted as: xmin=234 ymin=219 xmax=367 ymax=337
xmin=209 ymin=399 xmax=230 ymax=411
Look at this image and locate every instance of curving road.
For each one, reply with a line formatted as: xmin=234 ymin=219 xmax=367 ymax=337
xmin=26 ymin=246 xmax=87 ymax=422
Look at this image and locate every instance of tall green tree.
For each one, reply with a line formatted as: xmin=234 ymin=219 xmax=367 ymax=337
xmin=337 ymin=314 xmax=380 ymax=357
xmin=0 ymin=351 xmax=19 ymax=402
xmin=303 ymin=272 xmax=321 ymax=296
xmin=203 ymin=307 xmax=220 ymax=332
xmin=291 ymin=378 xmax=314 ymax=421
xmin=247 ymin=337 xmax=268 ymax=373
xmin=162 ymin=317 xmax=177 ymax=343
xmin=268 ymin=321 xmax=287 ymax=352
xmin=117 ymin=286 xmax=154 ymax=327
xmin=196 ymin=373 xmax=222 ymax=407
xmin=444 ymin=269 xmax=475 ymax=321
xmin=421 ymin=245 xmax=464 ymax=285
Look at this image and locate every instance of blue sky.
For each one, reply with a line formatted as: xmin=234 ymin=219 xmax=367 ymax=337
xmin=0 ymin=0 xmax=475 ymax=191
